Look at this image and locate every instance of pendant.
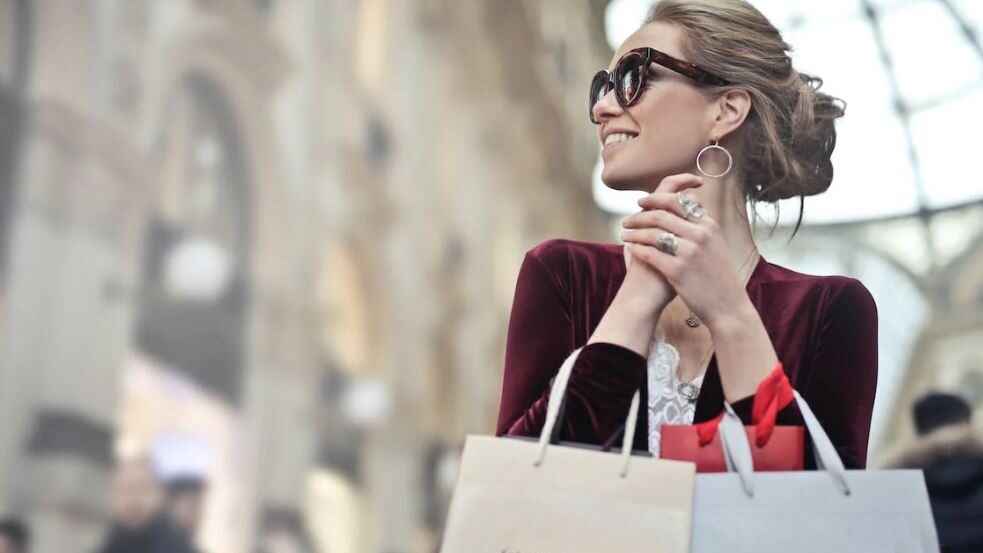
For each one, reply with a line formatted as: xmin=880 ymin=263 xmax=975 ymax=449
xmin=685 ymin=314 xmax=702 ymax=328
xmin=677 ymin=381 xmax=700 ymax=403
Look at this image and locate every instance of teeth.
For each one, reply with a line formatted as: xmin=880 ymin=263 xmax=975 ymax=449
xmin=604 ymin=132 xmax=636 ymax=146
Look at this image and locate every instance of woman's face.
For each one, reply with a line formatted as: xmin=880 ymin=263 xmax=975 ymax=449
xmin=594 ymin=22 xmax=717 ymax=192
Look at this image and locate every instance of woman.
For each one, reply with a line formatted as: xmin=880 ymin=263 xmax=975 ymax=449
xmin=496 ymin=0 xmax=877 ymax=468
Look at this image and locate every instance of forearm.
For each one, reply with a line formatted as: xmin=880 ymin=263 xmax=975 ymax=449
xmin=587 ymin=283 xmax=664 ymax=356
xmin=708 ymin=295 xmax=778 ymax=403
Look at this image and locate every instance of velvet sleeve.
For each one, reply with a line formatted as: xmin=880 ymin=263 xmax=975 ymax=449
xmin=495 ymin=243 xmax=647 ymax=445
xmin=799 ymin=278 xmax=878 ymax=468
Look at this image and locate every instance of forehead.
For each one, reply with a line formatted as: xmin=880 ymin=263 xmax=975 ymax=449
xmin=608 ymin=22 xmax=686 ymax=70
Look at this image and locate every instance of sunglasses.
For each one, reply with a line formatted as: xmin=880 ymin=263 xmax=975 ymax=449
xmin=589 ymin=47 xmax=731 ymax=124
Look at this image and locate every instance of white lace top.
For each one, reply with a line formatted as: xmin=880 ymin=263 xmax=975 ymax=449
xmin=646 ymin=331 xmax=705 ymax=457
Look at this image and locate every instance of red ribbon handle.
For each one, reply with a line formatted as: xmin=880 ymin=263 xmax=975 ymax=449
xmin=694 ymin=362 xmax=793 ymax=447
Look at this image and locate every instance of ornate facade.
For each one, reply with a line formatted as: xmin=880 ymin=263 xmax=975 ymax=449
xmin=0 ymin=1 xmax=612 ymax=552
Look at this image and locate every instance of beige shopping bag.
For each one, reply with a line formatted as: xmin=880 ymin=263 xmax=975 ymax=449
xmin=439 ymin=347 xmax=696 ymax=553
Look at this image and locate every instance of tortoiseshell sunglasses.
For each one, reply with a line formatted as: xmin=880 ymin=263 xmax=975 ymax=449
xmin=589 ymin=47 xmax=732 ymax=124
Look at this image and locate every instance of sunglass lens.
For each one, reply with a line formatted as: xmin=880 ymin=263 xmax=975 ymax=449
xmin=616 ymin=53 xmax=645 ymax=105
xmin=589 ymin=71 xmax=610 ymax=123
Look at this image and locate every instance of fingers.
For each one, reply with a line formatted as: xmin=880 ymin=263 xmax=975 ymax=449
xmin=621 ymin=226 xmax=693 ymax=257
xmin=632 ymin=192 xmax=689 ymax=220
xmin=634 ymin=173 xmax=704 ymax=221
xmin=621 ymin=208 xmax=695 ymax=237
xmin=653 ymin=173 xmax=703 ymax=194
xmin=624 ymin=243 xmax=681 ymax=279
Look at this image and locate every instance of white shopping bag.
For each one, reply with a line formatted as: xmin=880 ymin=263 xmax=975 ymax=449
xmin=691 ymin=391 xmax=940 ymax=553
xmin=439 ymin=347 xmax=696 ymax=553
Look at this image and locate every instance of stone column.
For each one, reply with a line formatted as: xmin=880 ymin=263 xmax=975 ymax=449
xmin=0 ymin=101 xmax=152 ymax=553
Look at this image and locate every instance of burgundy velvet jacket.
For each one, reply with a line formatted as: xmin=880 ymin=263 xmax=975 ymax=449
xmin=496 ymin=239 xmax=878 ymax=468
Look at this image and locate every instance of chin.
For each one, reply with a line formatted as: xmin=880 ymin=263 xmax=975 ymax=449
xmin=601 ymin=167 xmax=663 ymax=193
xmin=599 ymin=176 xmax=634 ymax=192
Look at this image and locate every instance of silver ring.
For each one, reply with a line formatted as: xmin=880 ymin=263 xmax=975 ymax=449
xmin=655 ymin=232 xmax=679 ymax=256
xmin=677 ymin=193 xmax=705 ymax=219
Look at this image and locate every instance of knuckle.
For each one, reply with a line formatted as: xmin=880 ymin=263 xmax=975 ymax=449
xmin=694 ymin=227 xmax=710 ymax=244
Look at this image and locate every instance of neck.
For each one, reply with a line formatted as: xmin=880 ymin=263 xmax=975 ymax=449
xmin=692 ymin=171 xmax=758 ymax=267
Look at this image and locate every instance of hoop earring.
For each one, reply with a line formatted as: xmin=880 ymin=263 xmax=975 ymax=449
xmin=696 ymin=140 xmax=733 ymax=178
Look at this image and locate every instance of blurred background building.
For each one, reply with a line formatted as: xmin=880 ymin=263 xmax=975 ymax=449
xmin=0 ymin=1 xmax=979 ymax=553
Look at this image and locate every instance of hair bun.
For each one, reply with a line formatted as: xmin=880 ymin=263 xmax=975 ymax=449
xmin=760 ymin=73 xmax=846 ymax=202
xmin=646 ymin=0 xmax=848 ymax=222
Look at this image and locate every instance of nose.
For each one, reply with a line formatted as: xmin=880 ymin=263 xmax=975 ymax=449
xmin=591 ymin=87 xmax=624 ymax=124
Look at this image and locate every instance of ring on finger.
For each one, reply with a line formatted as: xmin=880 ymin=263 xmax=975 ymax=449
xmin=655 ymin=232 xmax=679 ymax=256
xmin=677 ymin=192 xmax=705 ymax=219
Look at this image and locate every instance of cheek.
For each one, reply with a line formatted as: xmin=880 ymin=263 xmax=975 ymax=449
xmin=634 ymin=93 xmax=707 ymax=165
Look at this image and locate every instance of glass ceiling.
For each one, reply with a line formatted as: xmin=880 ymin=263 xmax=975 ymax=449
xmin=597 ymin=0 xmax=983 ymax=224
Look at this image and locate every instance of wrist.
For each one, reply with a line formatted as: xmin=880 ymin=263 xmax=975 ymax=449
xmin=616 ymin=281 xmax=670 ymax=317
xmin=706 ymin=295 xmax=759 ymax=339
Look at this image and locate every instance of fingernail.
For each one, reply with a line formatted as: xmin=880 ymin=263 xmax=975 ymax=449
xmin=619 ymin=231 xmax=628 ymax=240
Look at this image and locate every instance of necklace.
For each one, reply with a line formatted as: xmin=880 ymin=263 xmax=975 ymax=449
xmin=676 ymin=247 xmax=760 ymax=403
xmin=676 ymin=345 xmax=715 ymax=403
xmin=684 ymin=247 xmax=760 ymax=329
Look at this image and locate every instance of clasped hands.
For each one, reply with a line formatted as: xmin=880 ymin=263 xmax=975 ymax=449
xmin=619 ymin=173 xmax=751 ymax=330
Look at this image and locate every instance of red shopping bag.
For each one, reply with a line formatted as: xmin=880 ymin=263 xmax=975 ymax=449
xmin=660 ymin=363 xmax=805 ymax=472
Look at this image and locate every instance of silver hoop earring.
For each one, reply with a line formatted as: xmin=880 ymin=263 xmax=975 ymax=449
xmin=696 ymin=140 xmax=733 ymax=178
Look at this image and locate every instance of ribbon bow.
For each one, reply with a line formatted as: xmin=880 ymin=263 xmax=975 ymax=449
xmin=695 ymin=362 xmax=793 ymax=447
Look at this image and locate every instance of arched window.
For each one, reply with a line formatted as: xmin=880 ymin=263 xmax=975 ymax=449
xmin=135 ymin=73 xmax=252 ymax=404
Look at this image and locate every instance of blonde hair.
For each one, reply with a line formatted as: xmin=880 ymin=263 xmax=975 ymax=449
xmin=646 ymin=0 xmax=845 ymax=224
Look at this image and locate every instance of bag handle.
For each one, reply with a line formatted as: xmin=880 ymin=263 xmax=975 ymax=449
xmin=695 ymin=362 xmax=793 ymax=447
xmin=718 ymin=390 xmax=851 ymax=497
xmin=533 ymin=346 xmax=641 ymax=477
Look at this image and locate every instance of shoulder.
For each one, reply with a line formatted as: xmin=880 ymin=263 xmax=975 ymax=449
xmin=756 ymin=258 xmax=876 ymax=317
xmin=521 ymin=239 xmax=626 ymax=313
xmin=525 ymin=238 xmax=624 ymax=276
xmin=527 ymin=238 xmax=622 ymax=265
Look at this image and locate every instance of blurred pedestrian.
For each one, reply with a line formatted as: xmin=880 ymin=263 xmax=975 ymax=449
xmin=165 ymin=476 xmax=207 ymax=543
xmin=93 ymin=456 xmax=200 ymax=553
xmin=0 ymin=518 xmax=29 ymax=553
xmin=883 ymin=392 xmax=983 ymax=552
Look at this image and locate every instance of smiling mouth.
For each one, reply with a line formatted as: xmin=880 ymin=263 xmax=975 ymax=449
xmin=603 ymin=132 xmax=638 ymax=147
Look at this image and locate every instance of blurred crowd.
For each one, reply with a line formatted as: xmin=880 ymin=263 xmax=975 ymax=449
xmin=0 ymin=456 xmax=206 ymax=553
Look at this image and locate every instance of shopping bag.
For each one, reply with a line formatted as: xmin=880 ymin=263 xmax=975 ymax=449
xmin=439 ymin=347 xmax=697 ymax=553
xmin=661 ymin=363 xmax=804 ymax=472
xmin=660 ymin=424 xmax=804 ymax=472
xmin=690 ymin=391 xmax=940 ymax=553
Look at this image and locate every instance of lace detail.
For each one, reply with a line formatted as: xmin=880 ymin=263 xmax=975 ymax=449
xmin=646 ymin=331 xmax=705 ymax=457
